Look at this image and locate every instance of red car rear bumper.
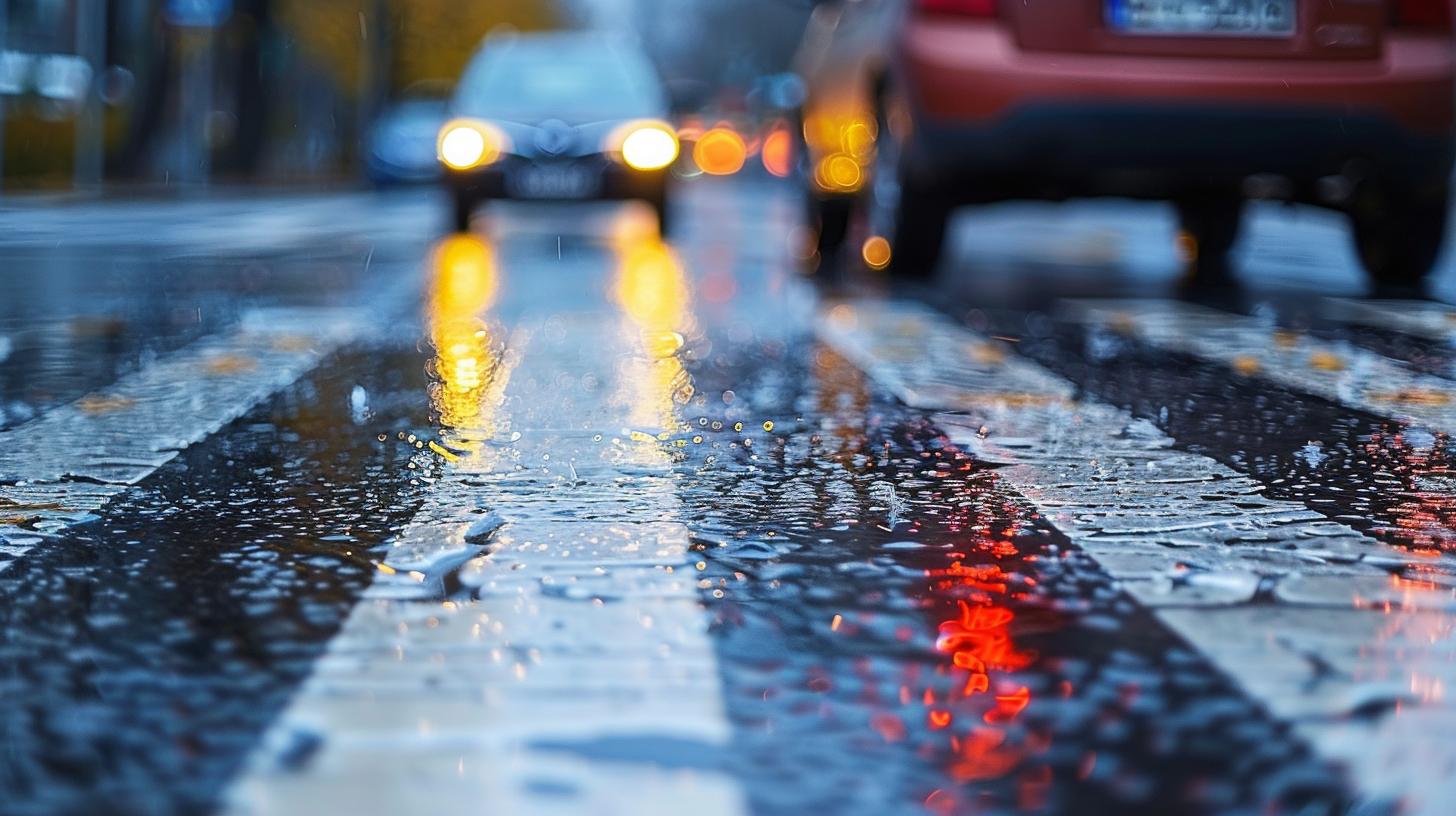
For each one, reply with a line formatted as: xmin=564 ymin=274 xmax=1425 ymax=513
xmin=902 ymin=19 xmax=1454 ymax=135
xmin=896 ymin=19 xmax=1455 ymax=198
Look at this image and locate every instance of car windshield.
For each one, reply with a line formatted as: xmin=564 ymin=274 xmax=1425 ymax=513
xmin=454 ymin=36 xmax=665 ymax=124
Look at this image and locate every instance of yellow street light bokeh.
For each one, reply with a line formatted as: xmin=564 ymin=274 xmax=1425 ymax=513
xmin=427 ymin=233 xmax=510 ymax=459
xmin=693 ymin=127 xmax=748 ymax=176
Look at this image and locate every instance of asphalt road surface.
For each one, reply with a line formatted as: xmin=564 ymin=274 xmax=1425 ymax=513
xmin=2 ymin=179 xmax=1455 ymax=816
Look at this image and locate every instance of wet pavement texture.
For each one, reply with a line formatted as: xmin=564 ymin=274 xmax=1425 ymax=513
xmin=0 ymin=180 xmax=1454 ymax=815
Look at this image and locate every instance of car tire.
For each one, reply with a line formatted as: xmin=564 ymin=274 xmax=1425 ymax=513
xmin=1175 ymin=195 xmax=1244 ymax=281
xmin=807 ymin=193 xmax=852 ymax=276
xmin=1352 ymin=186 xmax=1449 ymax=289
xmin=451 ymin=194 xmax=474 ymax=233
xmin=880 ymin=182 xmax=950 ymax=280
xmin=862 ymin=88 xmax=950 ymax=281
xmin=648 ymin=190 xmax=673 ymax=238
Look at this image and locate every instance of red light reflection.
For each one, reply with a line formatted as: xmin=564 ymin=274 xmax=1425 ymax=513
xmin=1362 ymin=428 xmax=1456 ymax=553
xmin=916 ymin=487 xmax=1047 ymax=812
xmin=808 ymin=350 xmax=1051 ymax=811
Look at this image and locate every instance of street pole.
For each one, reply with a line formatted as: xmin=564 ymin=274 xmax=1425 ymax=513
xmin=178 ymin=25 xmax=212 ymax=187
xmin=74 ymin=0 xmax=106 ymax=190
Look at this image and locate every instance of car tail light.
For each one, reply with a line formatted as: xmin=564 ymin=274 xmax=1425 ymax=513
xmin=914 ymin=0 xmax=997 ymax=16
xmin=1391 ymin=0 xmax=1453 ymax=30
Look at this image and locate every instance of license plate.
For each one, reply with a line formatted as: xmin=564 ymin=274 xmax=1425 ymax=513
xmin=1107 ymin=0 xmax=1296 ymax=37
xmin=506 ymin=164 xmax=599 ymax=199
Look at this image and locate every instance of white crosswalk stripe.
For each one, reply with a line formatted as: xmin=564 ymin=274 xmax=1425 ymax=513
xmin=1064 ymin=299 xmax=1456 ymax=431
xmin=819 ymin=298 xmax=1456 ymax=816
xmin=1322 ymin=297 xmax=1456 ymax=343
xmin=225 ymin=235 xmax=745 ymax=815
xmin=0 ymin=307 xmax=365 ymax=570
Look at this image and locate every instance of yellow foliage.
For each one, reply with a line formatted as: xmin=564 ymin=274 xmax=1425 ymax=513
xmin=275 ymin=0 xmax=559 ymax=96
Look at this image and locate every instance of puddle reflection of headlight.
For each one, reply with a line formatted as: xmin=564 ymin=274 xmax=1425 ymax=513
xmin=610 ymin=223 xmax=697 ymax=433
xmin=427 ymin=234 xmax=504 ymax=446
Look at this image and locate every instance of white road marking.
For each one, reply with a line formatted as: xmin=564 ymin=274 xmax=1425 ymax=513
xmin=1064 ymin=299 xmax=1456 ymax=432
xmin=0 ymin=308 xmax=363 ymax=570
xmin=0 ymin=192 xmax=434 ymax=251
xmin=1322 ymin=298 xmax=1456 ymax=344
xmin=820 ymin=299 xmax=1456 ymax=816
xmin=227 ymin=238 xmax=744 ymax=814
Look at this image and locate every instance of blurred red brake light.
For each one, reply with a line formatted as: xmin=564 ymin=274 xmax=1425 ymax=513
xmin=1392 ymin=0 xmax=1453 ymax=30
xmin=914 ymin=0 xmax=997 ymax=17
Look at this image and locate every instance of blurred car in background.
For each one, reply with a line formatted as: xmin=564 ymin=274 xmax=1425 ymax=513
xmin=366 ymin=95 xmax=449 ymax=186
xmin=797 ymin=0 xmax=1456 ymax=286
xmin=437 ymin=32 xmax=680 ymax=234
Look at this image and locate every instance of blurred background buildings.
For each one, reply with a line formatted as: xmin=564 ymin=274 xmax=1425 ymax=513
xmin=0 ymin=0 xmax=812 ymax=189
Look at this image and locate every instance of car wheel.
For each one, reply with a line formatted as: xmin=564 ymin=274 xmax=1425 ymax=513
xmin=1352 ymin=186 xmax=1449 ymax=289
xmin=879 ymin=185 xmax=949 ymax=280
xmin=807 ymin=193 xmax=852 ymax=276
xmin=1175 ymin=195 xmax=1244 ymax=281
xmin=648 ymin=189 xmax=673 ymax=237
xmin=451 ymin=194 xmax=474 ymax=233
xmin=863 ymin=96 xmax=948 ymax=280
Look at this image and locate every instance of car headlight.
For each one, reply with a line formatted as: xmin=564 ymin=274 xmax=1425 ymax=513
xmin=438 ymin=119 xmax=507 ymax=170
xmin=613 ymin=121 xmax=679 ymax=171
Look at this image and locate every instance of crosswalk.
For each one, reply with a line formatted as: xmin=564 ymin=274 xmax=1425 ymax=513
xmin=224 ymin=230 xmax=745 ymax=816
xmin=820 ymin=297 xmax=1456 ymax=816
xmin=0 ymin=307 xmax=366 ymax=571
xmin=1322 ymin=298 xmax=1456 ymax=343
xmin=1063 ymin=299 xmax=1456 ymax=433
xmin=7 ymin=191 xmax=1456 ymax=812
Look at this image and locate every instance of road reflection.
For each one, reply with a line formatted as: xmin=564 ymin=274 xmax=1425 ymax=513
xmin=1363 ymin=428 xmax=1456 ymax=554
xmin=425 ymin=233 xmax=509 ymax=464
xmin=803 ymin=344 xmax=1050 ymax=812
xmin=610 ymin=213 xmax=698 ymax=440
xmin=918 ymin=498 xmax=1043 ymax=811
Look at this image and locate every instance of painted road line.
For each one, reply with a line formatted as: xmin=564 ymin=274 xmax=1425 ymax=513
xmin=0 ymin=307 xmax=364 ymax=570
xmin=819 ymin=298 xmax=1456 ymax=816
xmin=0 ymin=191 xmax=434 ymax=252
xmin=1322 ymin=297 xmax=1456 ymax=344
xmin=226 ymin=236 xmax=745 ymax=815
xmin=1064 ymin=299 xmax=1456 ymax=432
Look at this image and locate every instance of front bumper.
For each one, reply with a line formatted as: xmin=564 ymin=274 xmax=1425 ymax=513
xmin=445 ymin=155 xmax=667 ymax=203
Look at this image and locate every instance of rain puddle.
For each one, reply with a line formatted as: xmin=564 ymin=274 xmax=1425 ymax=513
xmin=666 ymin=337 xmax=1349 ymax=814
xmin=0 ymin=343 xmax=434 ymax=814
xmin=1017 ymin=320 xmax=1456 ymax=556
xmin=0 ymin=246 xmax=402 ymax=430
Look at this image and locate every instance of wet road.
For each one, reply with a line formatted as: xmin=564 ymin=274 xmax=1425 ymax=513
xmin=2 ymin=180 xmax=1455 ymax=815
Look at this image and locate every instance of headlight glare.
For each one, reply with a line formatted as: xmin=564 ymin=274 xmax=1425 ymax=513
xmin=616 ymin=122 xmax=679 ymax=171
xmin=438 ymin=120 xmax=506 ymax=170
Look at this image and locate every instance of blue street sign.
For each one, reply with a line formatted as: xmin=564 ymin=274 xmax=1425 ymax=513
xmin=164 ymin=0 xmax=234 ymax=28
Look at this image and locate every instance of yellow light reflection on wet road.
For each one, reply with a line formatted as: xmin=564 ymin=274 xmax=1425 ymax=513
xmin=610 ymin=213 xmax=697 ymax=439
xmin=426 ymin=233 xmax=510 ymax=463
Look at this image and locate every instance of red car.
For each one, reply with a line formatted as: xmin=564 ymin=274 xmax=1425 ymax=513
xmin=796 ymin=0 xmax=1455 ymax=285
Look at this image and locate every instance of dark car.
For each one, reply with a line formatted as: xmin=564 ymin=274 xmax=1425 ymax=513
xmin=797 ymin=0 xmax=1455 ymax=285
xmin=438 ymin=32 xmax=680 ymax=234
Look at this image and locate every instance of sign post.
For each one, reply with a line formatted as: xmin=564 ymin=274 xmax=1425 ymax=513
xmin=73 ymin=0 xmax=106 ymax=190
xmin=165 ymin=0 xmax=233 ymax=187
